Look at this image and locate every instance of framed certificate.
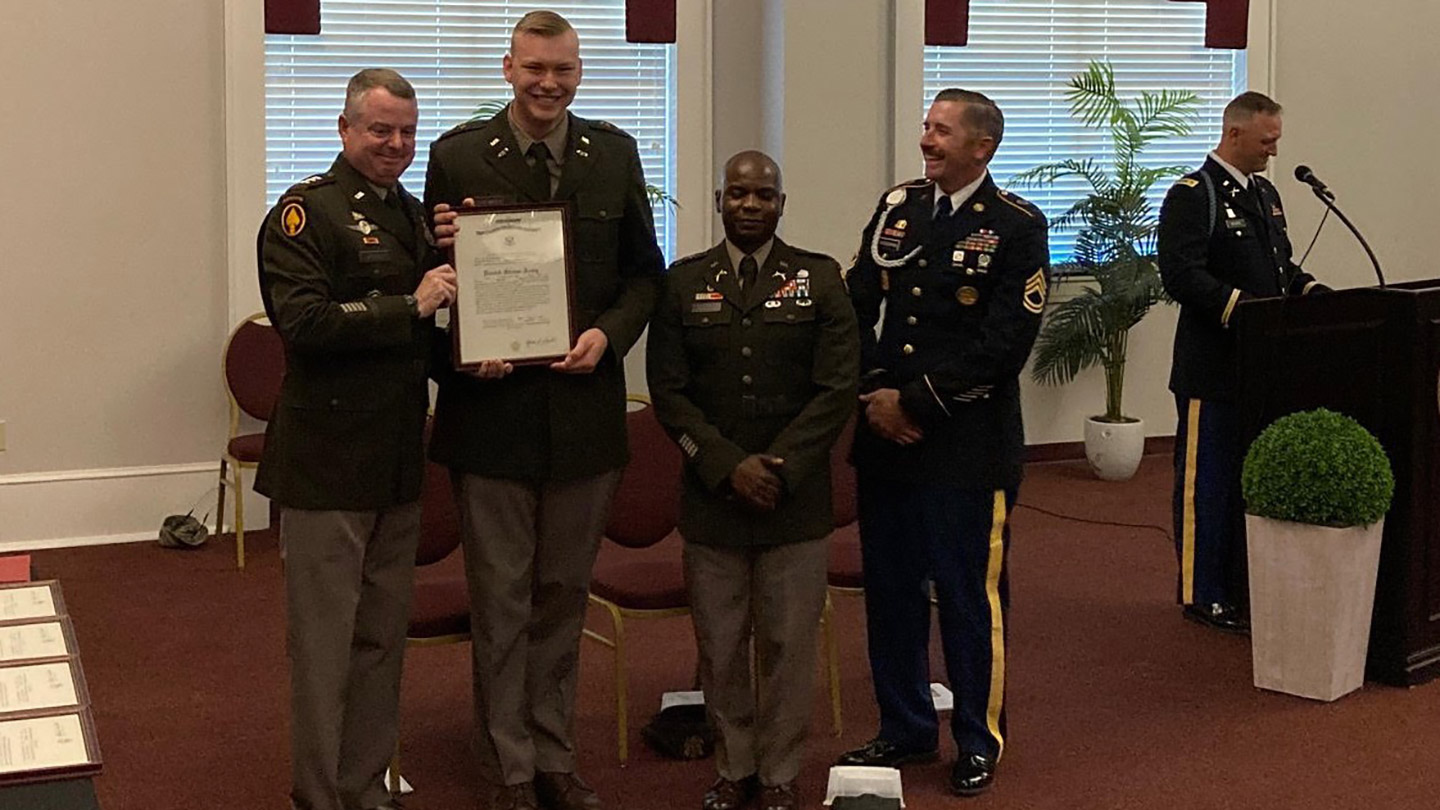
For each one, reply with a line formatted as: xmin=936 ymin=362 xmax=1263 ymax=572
xmin=0 ymin=582 xmax=62 ymax=623
xmin=450 ymin=202 xmax=577 ymax=367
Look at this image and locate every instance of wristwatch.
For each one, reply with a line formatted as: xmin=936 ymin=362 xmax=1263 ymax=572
xmin=404 ymin=294 xmax=420 ymax=317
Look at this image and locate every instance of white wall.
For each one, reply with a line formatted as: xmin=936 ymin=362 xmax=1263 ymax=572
xmin=0 ymin=1 xmax=234 ymax=547
xmin=3 ymin=0 xmax=1439 ymax=548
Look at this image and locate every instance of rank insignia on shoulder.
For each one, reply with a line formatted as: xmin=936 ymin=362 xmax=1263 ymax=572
xmin=1023 ymin=268 xmax=1048 ymax=314
xmin=281 ymin=202 xmax=307 ymax=237
xmin=301 ymin=175 xmax=325 ymax=184
xmin=1177 ymin=178 xmax=1200 ymax=188
xmin=885 ymin=188 xmax=906 ymax=206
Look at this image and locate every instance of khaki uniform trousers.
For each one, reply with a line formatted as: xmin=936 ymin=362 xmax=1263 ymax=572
xmin=282 ymin=502 xmax=421 ymax=810
xmin=454 ymin=470 xmax=622 ymax=785
xmin=684 ymin=536 xmax=830 ymax=786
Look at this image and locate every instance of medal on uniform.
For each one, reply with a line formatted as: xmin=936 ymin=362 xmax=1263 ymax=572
xmin=957 ymin=286 xmax=979 ymax=306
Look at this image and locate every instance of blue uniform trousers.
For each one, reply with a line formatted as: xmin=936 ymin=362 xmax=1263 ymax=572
xmin=1172 ymin=395 xmax=1246 ymax=607
xmin=857 ymin=476 xmax=1015 ymax=760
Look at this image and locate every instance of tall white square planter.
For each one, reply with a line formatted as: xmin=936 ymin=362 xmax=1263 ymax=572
xmin=1245 ymin=515 xmax=1385 ymax=701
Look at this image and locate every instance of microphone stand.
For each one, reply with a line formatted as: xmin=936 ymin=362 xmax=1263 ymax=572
xmin=1308 ymin=185 xmax=1386 ymax=288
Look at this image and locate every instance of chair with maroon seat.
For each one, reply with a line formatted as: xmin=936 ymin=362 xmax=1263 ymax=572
xmin=390 ymin=440 xmax=469 ymax=794
xmin=583 ymin=395 xmax=687 ymax=763
xmin=218 ymin=312 xmax=286 ymax=570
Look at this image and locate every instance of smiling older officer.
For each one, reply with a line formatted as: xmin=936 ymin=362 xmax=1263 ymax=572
xmin=837 ymin=88 xmax=1051 ymax=798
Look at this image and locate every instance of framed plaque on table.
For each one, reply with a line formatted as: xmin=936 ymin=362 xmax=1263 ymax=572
xmin=449 ymin=202 xmax=577 ymax=368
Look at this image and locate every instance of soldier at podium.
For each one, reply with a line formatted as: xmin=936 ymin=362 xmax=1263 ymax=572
xmin=1158 ymin=91 xmax=1329 ymax=633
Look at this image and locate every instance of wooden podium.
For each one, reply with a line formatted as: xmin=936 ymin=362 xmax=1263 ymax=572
xmin=1235 ymin=280 xmax=1440 ymax=686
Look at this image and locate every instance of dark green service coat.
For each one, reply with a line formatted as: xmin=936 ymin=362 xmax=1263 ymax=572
xmin=647 ymin=239 xmax=859 ymax=547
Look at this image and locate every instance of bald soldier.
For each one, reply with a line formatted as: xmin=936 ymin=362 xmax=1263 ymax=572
xmin=647 ymin=151 xmax=858 ymax=810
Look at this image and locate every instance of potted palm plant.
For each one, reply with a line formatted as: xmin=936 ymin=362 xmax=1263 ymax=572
xmin=1241 ymin=408 xmax=1394 ymax=701
xmin=1014 ymin=61 xmax=1200 ymax=480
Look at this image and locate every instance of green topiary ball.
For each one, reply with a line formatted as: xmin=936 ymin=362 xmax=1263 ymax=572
xmin=1241 ymin=408 xmax=1394 ymax=527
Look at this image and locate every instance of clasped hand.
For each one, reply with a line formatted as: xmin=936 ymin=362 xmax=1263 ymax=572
xmin=730 ymin=454 xmax=786 ymax=511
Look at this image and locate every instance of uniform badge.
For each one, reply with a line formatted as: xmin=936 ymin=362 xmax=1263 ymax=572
xmin=694 ymin=291 xmax=723 ymax=301
xmin=886 ymin=188 xmax=906 ymax=206
xmin=348 ymin=220 xmax=374 ymax=235
xmin=952 ymin=250 xmax=965 ymax=264
xmin=281 ymin=202 xmax=307 ymax=237
xmin=1177 ymin=178 xmax=1199 ymax=188
xmin=958 ymin=230 xmax=1001 ymax=253
xmin=764 ymin=299 xmax=783 ymax=309
xmin=1271 ymin=204 xmax=1284 ymax=217
xmin=362 ymin=235 xmax=381 ymax=245
xmin=894 ymin=219 xmax=907 ymax=230
xmin=1023 ymin=268 xmax=1048 ymax=315
xmin=351 ymin=211 xmax=366 ymax=221
xmin=972 ymin=202 xmax=985 ymax=213
xmin=797 ymin=298 xmax=814 ymax=307
xmin=978 ymin=254 xmax=991 ymax=268
xmin=957 ymin=286 xmax=980 ymax=306
xmin=796 ymin=269 xmax=810 ymax=279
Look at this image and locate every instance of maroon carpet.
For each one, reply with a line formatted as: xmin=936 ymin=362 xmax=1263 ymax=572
xmin=26 ymin=455 xmax=1440 ymax=809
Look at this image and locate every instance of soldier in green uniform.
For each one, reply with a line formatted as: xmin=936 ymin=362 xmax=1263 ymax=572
xmin=255 ymin=69 xmax=456 ymax=810
xmin=421 ymin=11 xmax=664 ymax=810
xmin=837 ymin=89 xmax=1050 ymax=798
xmin=646 ymin=151 xmax=859 ymax=810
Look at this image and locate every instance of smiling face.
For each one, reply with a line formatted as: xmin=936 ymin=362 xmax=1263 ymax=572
xmin=716 ymin=152 xmax=785 ymax=255
xmin=503 ymin=29 xmax=582 ymax=139
xmin=1226 ymin=112 xmax=1283 ymax=175
xmin=338 ymin=87 xmax=418 ymax=187
xmin=919 ymin=100 xmax=994 ymax=194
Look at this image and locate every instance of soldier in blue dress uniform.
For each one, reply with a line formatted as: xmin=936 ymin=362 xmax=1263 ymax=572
xmin=836 ymin=89 xmax=1050 ymax=798
xmin=1158 ymin=91 xmax=1327 ymax=634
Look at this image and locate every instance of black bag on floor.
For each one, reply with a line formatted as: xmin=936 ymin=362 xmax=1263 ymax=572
xmin=640 ymin=703 xmax=714 ymax=760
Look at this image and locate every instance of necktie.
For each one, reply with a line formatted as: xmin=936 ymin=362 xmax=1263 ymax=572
xmin=739 ymin=255 xmax=759 ymax=291
xmin=934 ymin=194 xmax=953 ymax=221
xmin=527 ymin=142 xmax=552 ymax=199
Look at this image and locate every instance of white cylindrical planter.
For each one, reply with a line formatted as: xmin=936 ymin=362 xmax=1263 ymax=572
xmin=1083 ymin=416 xmax=1145 ymax=481
xmin=1245 ymin=515 xmax=1386 ymax=701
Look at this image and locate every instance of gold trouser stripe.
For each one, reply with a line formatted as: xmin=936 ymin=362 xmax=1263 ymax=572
xmin=984 ymin=489 xmax=1008 ymax=759
xmin=1221 ymin=288 xmax=1241 ymax=327
xmin=1181 ymin=400 xmax=1202 ymax=605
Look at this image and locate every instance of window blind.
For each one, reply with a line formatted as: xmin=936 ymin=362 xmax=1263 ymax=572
xmin=265 ymin=0 xmax=677 ymax=256
xmin=922 ymin=0 xmax=1246 ymax=262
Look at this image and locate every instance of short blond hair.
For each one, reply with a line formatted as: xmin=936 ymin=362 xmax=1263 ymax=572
xmin=512 ymin=10 xmax=574 ymax=44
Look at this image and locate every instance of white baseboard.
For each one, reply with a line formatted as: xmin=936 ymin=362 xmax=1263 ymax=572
xmin=0 ymin=461 xmax=270 ymax=550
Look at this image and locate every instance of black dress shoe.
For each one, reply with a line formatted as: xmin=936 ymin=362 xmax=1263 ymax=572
xmin=702 ymin=776 xmax=757 ymax=810
xmin=1183 ymin=602 xmax=1250 ymax=635
xmin=949 ymin=753 xmax=997 ymax=797
xmin=835 ymin=738 xmax=940 ymax=768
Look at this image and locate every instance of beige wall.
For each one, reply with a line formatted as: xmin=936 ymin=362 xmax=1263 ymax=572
xmin=0 ymin=1 xmax=229 ymax=473
xmin=3 ymin=0 xmax=1439 ymax=546
xmin=0 ymin=1 xmax=230 ymax=546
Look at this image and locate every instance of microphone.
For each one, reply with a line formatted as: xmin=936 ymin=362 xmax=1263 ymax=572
xmin=1292 ymin=163 xmax=1385 ymax=288
xmin=1293 ymin=165 xmax=1334 ymax=201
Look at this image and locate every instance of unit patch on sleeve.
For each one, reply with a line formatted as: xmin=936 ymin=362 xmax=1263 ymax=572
xmin=281 ymin=202 xmax=307 ymax=238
